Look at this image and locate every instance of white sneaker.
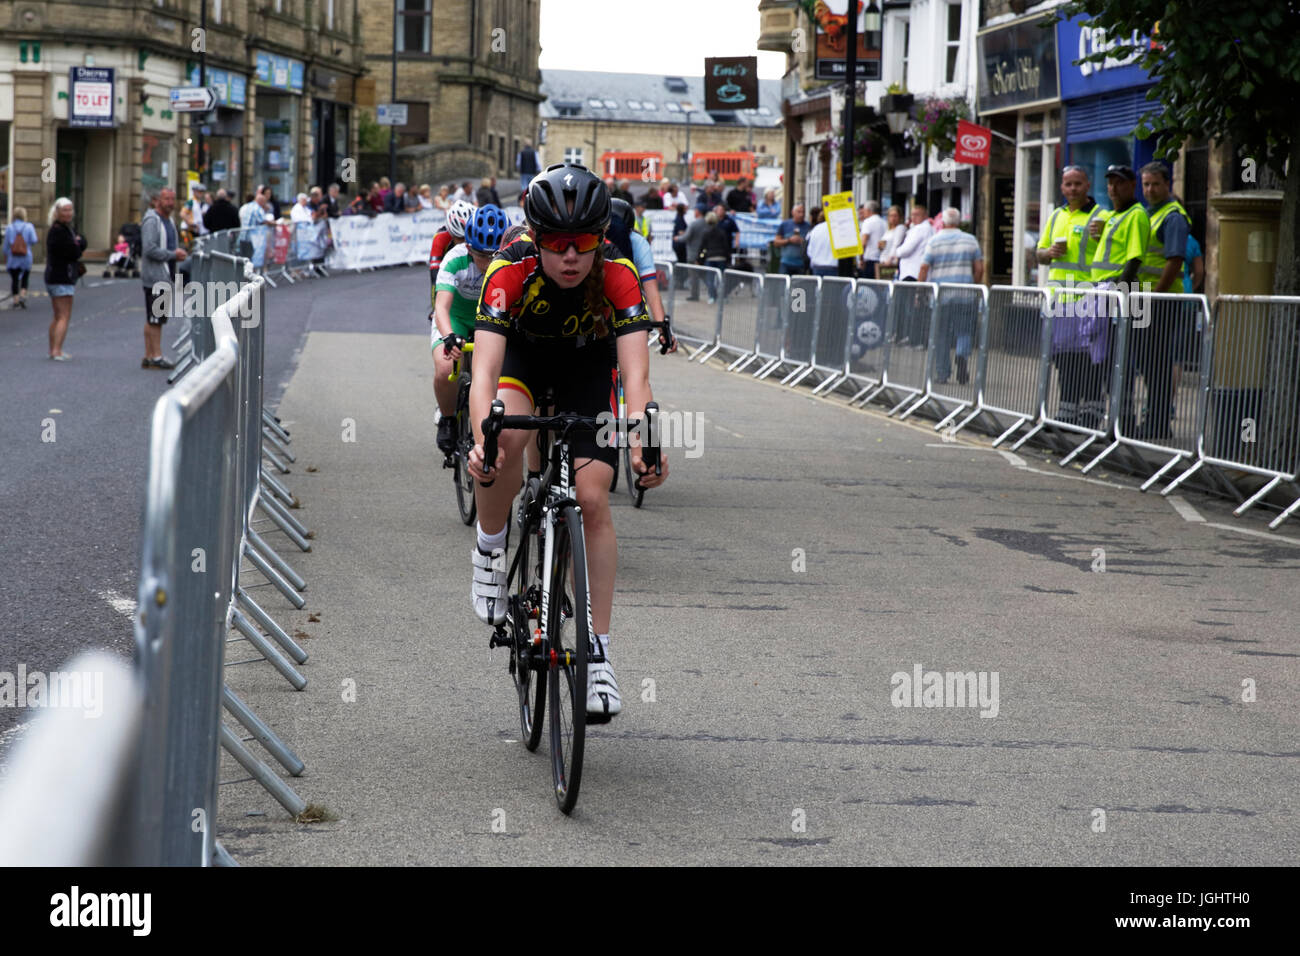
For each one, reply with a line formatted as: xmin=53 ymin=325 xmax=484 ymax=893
xmin=587 ymin=657 xmax=622 ymax=718
xmin=471 ymin=547 xmax=508 ymax=624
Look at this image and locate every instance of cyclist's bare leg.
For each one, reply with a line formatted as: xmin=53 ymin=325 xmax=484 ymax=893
xmin=432 ymin=347 xmax=459 ymax=418
xmin=573 ymin=457 xmax=616 ymax=635
xmin=472 ymin=385 xmax=533 ymax=535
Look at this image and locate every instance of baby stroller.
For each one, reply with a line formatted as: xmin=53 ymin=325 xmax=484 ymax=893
xmin=103 ymin=222 xmax=141 ymax=278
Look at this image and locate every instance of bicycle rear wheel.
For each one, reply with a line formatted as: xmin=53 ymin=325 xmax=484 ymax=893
xmin=454 ymin=381 xmax=477 ymax=525
xmin=511 ymin=484 xmax=545 ymax=751
xmin=623 ymin=443 xmax=645 ymax=509
xmin=548 ymin=505 xmax=589 ymax=814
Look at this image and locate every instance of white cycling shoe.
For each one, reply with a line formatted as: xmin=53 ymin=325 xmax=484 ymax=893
xmin=587 ymin=657 xmax=622 ymax=719
xmin=471 ymin=547 xmax=508 ymax=625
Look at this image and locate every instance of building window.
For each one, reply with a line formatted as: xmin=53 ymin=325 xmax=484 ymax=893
xmin=902 ymin=20 xmax=911 ymax=87
xmin=498 ymin=135 xmax=505 ymax=170
xmin=642 ymin=101 xmax=657 ymax=111
xmin=627 ymin=100 xmax=641 ymax=110
xmin=665 ymin=102 xmax=680 ymax=112
xmin=944 ymin=3 xmax=962 ymax=85
xmin=212 ymin=0 xmax=222 ymax=22
xmin=805 ymin=147 xmax=821 ymax=212
xmin=396 ymin=0 xmax=431 ymax=53
xmin=325 ymin=0 xmax=334 ymax=30
xmin=564 ymin=147 xmax=583 ymax=164
xmin=588 ymin=98 xmax=604 ymax=109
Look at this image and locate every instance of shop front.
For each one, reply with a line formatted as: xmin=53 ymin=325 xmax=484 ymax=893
xmin=1056 ymin=14 xmax=1164 ymax=212
xmin=187 ymin=65 xmax=247 ymax=201
xmin=976 ymin=14 xmax=1061 ymax=286
xmin=309 ymin=67 xmax=354 ymax=192
xmin=252 ymin=51 xmax=304 ymax=207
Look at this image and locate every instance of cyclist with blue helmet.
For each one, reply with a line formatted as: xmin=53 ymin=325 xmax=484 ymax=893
xmin=609 ymin=198 xmax=675 ymax=353
xmin=433 ymin=203 xmax=508 ymax=454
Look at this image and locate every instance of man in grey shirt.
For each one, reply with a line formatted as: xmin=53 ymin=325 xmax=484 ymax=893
xmin=682 ymin=208 xmax=710 ymax=301
xmin=141 ymin=188 xmax=187 ymax=369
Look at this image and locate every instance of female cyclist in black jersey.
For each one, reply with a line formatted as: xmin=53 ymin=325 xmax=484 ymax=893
xmin=465 ymin=163 xmax=668 ymax=719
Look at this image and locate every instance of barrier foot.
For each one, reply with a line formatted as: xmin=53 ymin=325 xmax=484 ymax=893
xmin=218 ymin=724 xmax=307 ymax=816
xmin=1267 ymin=493 xmax=1300 ymax=529
xmin=934 ymin=403 xmax=968 ymax=431
xmin=726 ymin=352 xmax=757 ymax=373
xmin=1008 ymin=420 xmax=1045 ymax=451
xmin=1160 ymin=458 xmax=1202 ymax=496
xmin=263 ymin=428 xmax=296 ymax=463
xmin=229 ymin=609 xmax=307 ymax=689
xmin=223 ymin=685 xmax=305 ymax=776
xmin=243 ymin=540 xmax=308 ymax=609
xmin=960 ymin=407 xmax=997 ymax=438
xmin=899 ymin=390 xmax=930 ymax=421
xmin=1079 ymin=437 xmax=1119 ymax=473
xmin=263 ymin=410 xmax=291 ymax=442
xmin=1139 ymin=453 xmax=1187 ymax=492
xmin=855 ymin=383 xmax=888 ymax=407
xmin=1234 ymin=475 xmax=1281 ymax=517
xmin=236 ymin=587 xmax=308 ymax=664
xmin=778 ymin=363 xmax=808 ymax=386
xmin=262 ymin=471 xmax=298 ymax=509
xmin=166 ymin=352 xmax=195 ymax=385
xmin=213 ymin=841 xmax=239 ymax=868
xmin=811 ymin=372 xmax=846 ymax=396
xmin=259 ymin=494 xmax=313 ymax=550
xmin=785 ymin=365 xmax=816 ymax=389
xmin=687 ymin=339 xmax=714 ymax=362
xmin=696 ymin=342 xmax=723 ymax=364
xmin=260 ymin=273 xmax=278 ymax=289
xmin=248 ymin=529 xmax=308 ymax=591
xmin=263 ymin=444 xmax=291 ymax=475
xmin=754 ymin=357 xmax=784 ymax=380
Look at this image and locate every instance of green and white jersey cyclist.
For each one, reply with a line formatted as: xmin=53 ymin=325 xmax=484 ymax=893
xmin=432 ymin=204 xmax=508 ymax=455
xmin=465 ymin=163 xmax=669 ymax=720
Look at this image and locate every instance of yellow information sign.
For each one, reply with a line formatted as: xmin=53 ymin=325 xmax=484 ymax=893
xmin=822 ymin=191 xmax=862 ymax=259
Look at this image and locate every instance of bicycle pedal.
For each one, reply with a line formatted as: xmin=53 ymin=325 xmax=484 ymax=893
xmin=585 ymin=711 xmax=615 ymax=726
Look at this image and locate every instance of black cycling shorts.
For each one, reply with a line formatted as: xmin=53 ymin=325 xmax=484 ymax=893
xmin=498 ymin=335 xmax=619 ymax=469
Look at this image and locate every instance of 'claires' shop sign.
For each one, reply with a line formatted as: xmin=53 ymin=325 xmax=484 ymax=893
xmin=1057 ymin=13 xmax=1155 ymax=99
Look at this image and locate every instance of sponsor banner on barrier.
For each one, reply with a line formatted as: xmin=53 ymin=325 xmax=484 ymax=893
xmin=326 ymin=210 xmax=447 ymax=270
xmin=643 ymin=209 xmax=780 ymax=260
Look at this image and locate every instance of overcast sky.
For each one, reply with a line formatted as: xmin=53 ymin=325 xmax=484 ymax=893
xmin=539 ymin=0 xmax=788 ymax=79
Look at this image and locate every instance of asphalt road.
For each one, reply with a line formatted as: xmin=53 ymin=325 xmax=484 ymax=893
xmin=2 ymin=264 xmax=1296 ymax=864
xmin=172 ymin=266 xmax=1299 ymax=865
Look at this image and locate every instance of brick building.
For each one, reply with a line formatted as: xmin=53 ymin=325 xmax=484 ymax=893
xmin=0 ymin=0 xmax=366 ymax=255
xmin=538 ymin=71 xmax=784 ymax=188
xmin=357 ymin=0 xmax=542 ymax=188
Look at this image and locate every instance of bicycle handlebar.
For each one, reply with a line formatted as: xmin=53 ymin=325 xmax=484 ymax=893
xmin=480 ymin=401 xmax=661 ymax=485
xmin=444 ymin=335 xmax=474 ymax=381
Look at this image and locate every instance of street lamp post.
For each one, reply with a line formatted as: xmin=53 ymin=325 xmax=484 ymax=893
xmin=838 ymin=0 xmax=882 ymax=277
xmin=389 ymin=0 xmax=398 ymax=188
xmin=683 ymin=104 xmax=694 ymax=178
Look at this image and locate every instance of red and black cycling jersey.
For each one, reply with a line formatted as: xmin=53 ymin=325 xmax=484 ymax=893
xmin=475 ymin=236 xmax=649 ymax=340
xmin=428 ymin=227 xmax=457 ymax=274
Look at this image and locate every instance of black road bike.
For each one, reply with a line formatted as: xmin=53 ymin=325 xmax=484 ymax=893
xmin=481 ymin=398 xmax=661 ymax=814
xmin=441 ymin=335 xmax=477 ymax=525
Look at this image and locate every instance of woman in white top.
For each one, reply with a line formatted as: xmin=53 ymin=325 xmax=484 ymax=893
xmin=878 ymin=205 xmax=907 ymax=276
xmin=418 ymin=184 xmax=435 ymax=210
xmin=434 ymin=185 xmax=452 ymax=211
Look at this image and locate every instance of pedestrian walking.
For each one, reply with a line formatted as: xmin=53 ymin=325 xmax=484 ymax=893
xmin=43 ymin=197 xmax=86 ymax=360
xmin=773 ymin=204 xmax=811 ymax=275
xmin=181 ymin=183 xmax=210 ymax=240
xmin=918 ymin=208 xmax=984 ymax=385
xmin=699 ymin=211 xmax=732 ymax=303
xmin=671 ymin=203 xmax=690 ymax=263
xmin=1037 ymin=165 xmax=1110 ymax=427
xmin=516 ymin=140 xmax=540 ymax=192
xmin=858 ymin=201 xmax=885 ymax=279
xmin=141 ymin=188 xmax=187 ymax=370
xmin=3 ymin=206 xmax=38 ymax=310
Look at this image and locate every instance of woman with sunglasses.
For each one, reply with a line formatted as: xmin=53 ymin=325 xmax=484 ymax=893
xmin=466 ymin=163 xmax=669 ymax=720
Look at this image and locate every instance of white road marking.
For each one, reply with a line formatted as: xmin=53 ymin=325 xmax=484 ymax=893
xmin=997 ymin=450 xmax=1028 ymax=469
xmin=1168 ymin=496 xmax=1206 ymax=523
xmin=96 ymin=589 xmax=137 ymax=620
xmin=1205 ymin=522 xmax=1300 ymax=547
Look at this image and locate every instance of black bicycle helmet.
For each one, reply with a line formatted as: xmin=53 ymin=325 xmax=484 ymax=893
xmin=525 ymin=163 xmax=610 ymax=234
xmin=609 ymin=198 xmax=635 ymax=231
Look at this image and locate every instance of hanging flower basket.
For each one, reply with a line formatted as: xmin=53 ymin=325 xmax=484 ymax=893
xmin=912 ymin=96 xmax=971 ymax=157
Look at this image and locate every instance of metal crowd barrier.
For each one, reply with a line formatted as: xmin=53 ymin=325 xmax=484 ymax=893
xmin=844 ymin=279 xmax=892 ymax=400
xmin=1163 ymin=295 xmax=1300 ymax=527
xmin=752 ymin=273 xmax=793 ymax=379
xmin=953 ymin=285 xmax=1049 ymax=445
xmin=779 ymin=275 xmax=821 ymax=387
xmin=912 ymin=282 xmax=987 ymax=428
xmin=856 ymin=281 xmax=937 ymax=416
xmin=807 ymin=276 xmax=855 ymax=395
xmin=664 ymin=264 xmax=724 ymax=358
xmin=715 ymin=269 xmax=763 ymax=369
xmin=0 ymin=251 xmax=321 ymax=864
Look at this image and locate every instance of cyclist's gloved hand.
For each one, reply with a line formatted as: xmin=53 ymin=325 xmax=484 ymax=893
xmin=630 ymin=447 xmax=669 ymax=490
xmin=467 ymin=442 xmax=504 ymax=484
xmin=442 ymin=333 xmax=464 ymax=359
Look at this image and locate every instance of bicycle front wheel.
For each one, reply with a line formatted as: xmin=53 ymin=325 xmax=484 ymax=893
xmin=454 ymin=383 xmax=476 ymax=526
xmin=548 ymin=504 xmax=590 ymax=814
xmin=511 ymin=483 xmax=545 ymax=751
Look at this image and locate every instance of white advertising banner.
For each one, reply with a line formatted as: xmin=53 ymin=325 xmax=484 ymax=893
xmin=326 ymin=210 xmax=447 ymax=271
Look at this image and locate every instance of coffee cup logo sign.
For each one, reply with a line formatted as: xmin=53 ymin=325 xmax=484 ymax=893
xmin=704 ymin=56 xmax=759 ymax=111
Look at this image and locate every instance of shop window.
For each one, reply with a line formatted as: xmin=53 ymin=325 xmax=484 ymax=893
xmin=498 ymin=135 xmax=505 ymax=171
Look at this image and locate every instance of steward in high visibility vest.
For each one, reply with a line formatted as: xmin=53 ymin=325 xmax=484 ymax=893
xmin=633 ymin=205 xmax=651 ymax=241
xmin=1038 ymin=198 xmax=1109 ymax=298
xmin=1090 ymin=166 xmax=1149 ymax=286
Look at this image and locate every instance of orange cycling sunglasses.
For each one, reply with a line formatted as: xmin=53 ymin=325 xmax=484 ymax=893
xmin=534 ymin=231 xmax=603 ymax=254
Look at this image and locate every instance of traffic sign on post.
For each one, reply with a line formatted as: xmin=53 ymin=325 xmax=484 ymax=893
xmin=376 ymin=103 xmax=408 ymax=126
xmin=169 ymin=87 xmax=217 ymax=112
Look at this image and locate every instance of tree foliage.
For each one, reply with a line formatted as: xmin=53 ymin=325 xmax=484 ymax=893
xmin=1061 ymin=0 xmax=1300 ymax=173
